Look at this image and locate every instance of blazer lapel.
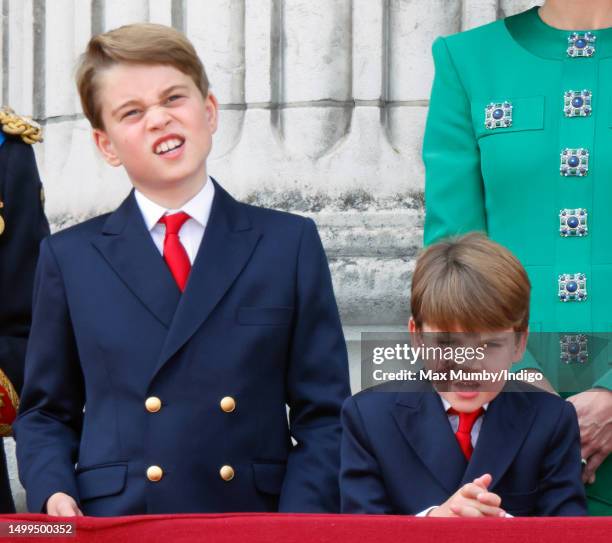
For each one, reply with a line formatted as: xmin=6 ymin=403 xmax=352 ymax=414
xmin=461 ymin=387 xmax=536 ymax=488
xmin=151 ymin=181 xmax=262 ymax=380
xmin=91 ymin=191 xmax=180 ymax=328
xmin=392 ymin=387 xmax=467 ymax=495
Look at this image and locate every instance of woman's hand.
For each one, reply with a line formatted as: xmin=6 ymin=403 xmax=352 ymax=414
xmin=567 ymin=388 xmax=612 ymax=484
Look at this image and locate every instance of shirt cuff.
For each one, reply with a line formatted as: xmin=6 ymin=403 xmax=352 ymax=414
xmin=416 ymin=506 xmax=438 ymax=517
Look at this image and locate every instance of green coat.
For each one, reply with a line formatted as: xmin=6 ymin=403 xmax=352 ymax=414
xmin=423 ymin=7 xmax=612 ymax=514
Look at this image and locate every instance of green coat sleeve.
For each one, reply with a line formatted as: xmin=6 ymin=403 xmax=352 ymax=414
xmin=423 ymin=37 xmax=487 ymax=245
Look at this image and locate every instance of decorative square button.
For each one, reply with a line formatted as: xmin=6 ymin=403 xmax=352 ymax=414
xmin=558 ymin=273 xmax=587 ymax=302
xmin=567 ymin=32 xmax=596 ymax=57
xmin=560 ymin=148 xmax=589 ymax=177
xmin=559 ymin=208 xmax=588 ymax=237
xmin=564 ymin=90 xmax=592 ymax=117
xmin=484 ymin=102 xmax=512 ymax=129
xmin=560 ymin=334 xmax=588 ymax=364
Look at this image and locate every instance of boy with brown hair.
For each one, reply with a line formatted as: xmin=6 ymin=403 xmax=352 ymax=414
xmin=340 ymin=233 xmax=587 ymax=516
xmin=15 ymin=23 xmax=350 ymax=516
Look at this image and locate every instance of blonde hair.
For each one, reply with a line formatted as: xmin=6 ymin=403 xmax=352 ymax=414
xmin=411 ymin=233 xmax=530 ymax=332
xmin=76 ymin=23 xmax=209 ymax=129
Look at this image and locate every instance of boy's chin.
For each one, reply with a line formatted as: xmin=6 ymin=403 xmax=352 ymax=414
xmin=441 ymin=388 xmax=496 ymax=412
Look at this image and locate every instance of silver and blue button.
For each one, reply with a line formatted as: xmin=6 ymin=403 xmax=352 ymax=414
xmin=560 ymin=148 xmax=589 ymax=177
xmin=564 ymin=90 xmax=592 ymax=117
xmin=560 ymin=334 xmax=588 ymax=364
xmin=567 ymin=32 xmax=596 ymax=57
xmin=484 ymin=102 xmax=512 ymax=129
xmin=558 ymin=273 xmax=587 ymax=302
xmin=560 ymin=208 xmax=588 ymax=237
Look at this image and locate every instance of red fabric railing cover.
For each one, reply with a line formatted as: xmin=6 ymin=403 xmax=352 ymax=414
xmin=0 ymin=513 xmax=609 ymax=542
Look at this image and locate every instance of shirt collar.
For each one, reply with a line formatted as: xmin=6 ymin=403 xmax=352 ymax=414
xmin=135 ymin=177 xmax=215 ymax=232
xmin=506 ymin=6 xmax=612 ymax=60
xmin=439 ymin=394 xmax=489 ymax=413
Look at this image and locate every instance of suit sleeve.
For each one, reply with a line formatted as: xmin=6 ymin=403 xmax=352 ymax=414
xmin=536 ymin=401 xmax=588 ymax=516
xmin=423 ymin=37 xmax=487 ymax=246
xmin=13 ymin=237 xmax=84 ymax=513
xmin=279 ymin=217 xmax=351 ymax=513
xmin=0 ymin=141 xmax=49 ymax=398
xmin=340 ymin=396 xmax=392 ymax=514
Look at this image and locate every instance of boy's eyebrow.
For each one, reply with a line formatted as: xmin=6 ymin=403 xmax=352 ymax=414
xmin=111 ymin=85 xmax=190 ymax=117
xmin=480 ymin=334 xmax=508 ymax=343
xmin=159 ymin=84 xmax=189 ymax=97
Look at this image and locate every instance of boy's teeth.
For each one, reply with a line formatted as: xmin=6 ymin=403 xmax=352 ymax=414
xmin=155 ymin=138 xmax=183 ymax=154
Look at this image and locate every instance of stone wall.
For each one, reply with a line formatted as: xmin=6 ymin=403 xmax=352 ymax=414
xmin=0 ymin=0 xmax=540 ymax=510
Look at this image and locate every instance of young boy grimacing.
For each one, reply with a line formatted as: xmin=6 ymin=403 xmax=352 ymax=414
xmin=15 ymin=23 xmax=350 ymax=516
xmin=340 ymin=233 xmax=587 ymax=516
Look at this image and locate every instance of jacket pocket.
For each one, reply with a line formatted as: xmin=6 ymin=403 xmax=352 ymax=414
xmin=76 ymin=462 xmax=127 ymax=501
xmin=237 ymin=307 xmax=293 ymax=326
xmin=471 ymin=96 xmax=545 ymax=140
xmin=252 ymin=461 xmax=287 ymax=495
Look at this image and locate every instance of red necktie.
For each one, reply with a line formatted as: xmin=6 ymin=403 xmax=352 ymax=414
xmin=159 ymin=212 xmax=191 ymax=291
xmin=447 ymin=407 xmax=484 ymax=460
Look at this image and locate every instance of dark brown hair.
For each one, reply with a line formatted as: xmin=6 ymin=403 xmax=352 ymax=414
xmin=76 ymin=23 xmax=209 ymax=129
xmin=411 ymin=233 xmax=531 ymax=332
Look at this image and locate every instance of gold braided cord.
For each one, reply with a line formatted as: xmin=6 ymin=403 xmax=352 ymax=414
xmin=0 ymin=107 xmax=43 ymax=144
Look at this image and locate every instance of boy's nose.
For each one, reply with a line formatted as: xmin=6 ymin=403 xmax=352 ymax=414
xmin=146 ymin=106 xmax=172 ymax=130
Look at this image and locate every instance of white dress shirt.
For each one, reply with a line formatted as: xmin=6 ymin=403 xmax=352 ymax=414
xmin=439 ymin=396 xmax=488 ymax=448
xmin=134 ymin=177 xmax=215 ymax=264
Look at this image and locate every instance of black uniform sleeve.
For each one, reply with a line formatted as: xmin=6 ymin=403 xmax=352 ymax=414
xmin=0 ymin=138 xmax=50 ymax=395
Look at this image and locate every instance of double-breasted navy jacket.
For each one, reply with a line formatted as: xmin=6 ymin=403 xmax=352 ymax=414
xmin=340 ymin=382 xmax=587 ymax=516
xmin=15 ymin=179 xmax=350 ymax=516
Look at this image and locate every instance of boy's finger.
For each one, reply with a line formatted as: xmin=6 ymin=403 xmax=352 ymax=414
xmin=460 ymin=482 xmax=488 ymax=499
xmin=464 ymin=498 xmax=505 ymax=517
xmin=476 ymin=491 xmax=502 ymax=507
xmin=450 ymin=503 xmax=484 ymax=518
xmin=472 ymin=473 xmax=492 ymax=489
xmin=58 ymin=502 xmax=78 ymax=517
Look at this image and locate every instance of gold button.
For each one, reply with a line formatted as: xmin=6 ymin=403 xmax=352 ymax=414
xmin=146 ymin=465 xmax=163 ymax=482
xmin=219 ymin=465 xmax=235 ymax=481
xmin=220 ymin=396 xmax=236 ymax=413
xmin=145 ymin=396 xmax=162 ymax=413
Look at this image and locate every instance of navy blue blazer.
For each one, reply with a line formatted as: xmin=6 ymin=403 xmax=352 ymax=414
xmin=340 ymin=382 xmax=587 ymax=516
xmin=0 ymin=134 xmax=49 ymax=513
xmin=15 ymin=179 xmax=350 ymax=516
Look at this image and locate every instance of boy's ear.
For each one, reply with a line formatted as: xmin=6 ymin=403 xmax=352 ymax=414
xmin=408 ymin=317 xmax=424 ymax=346
xmin=205 ymin=93 xmax=219 ymax=135
xmin=511 ymin=328 xmax=530 ymax=363
xmin=93 ymin=128 xmax=122 ymax=167
xmin=408 ymin=317 xmax=417 ymax=333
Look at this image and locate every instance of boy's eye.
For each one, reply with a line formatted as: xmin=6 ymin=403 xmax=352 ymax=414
xmin=166 ymin=95 xmax=184 ymax=104
xmin=122 ymin=109 xmax=141 ymax=119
